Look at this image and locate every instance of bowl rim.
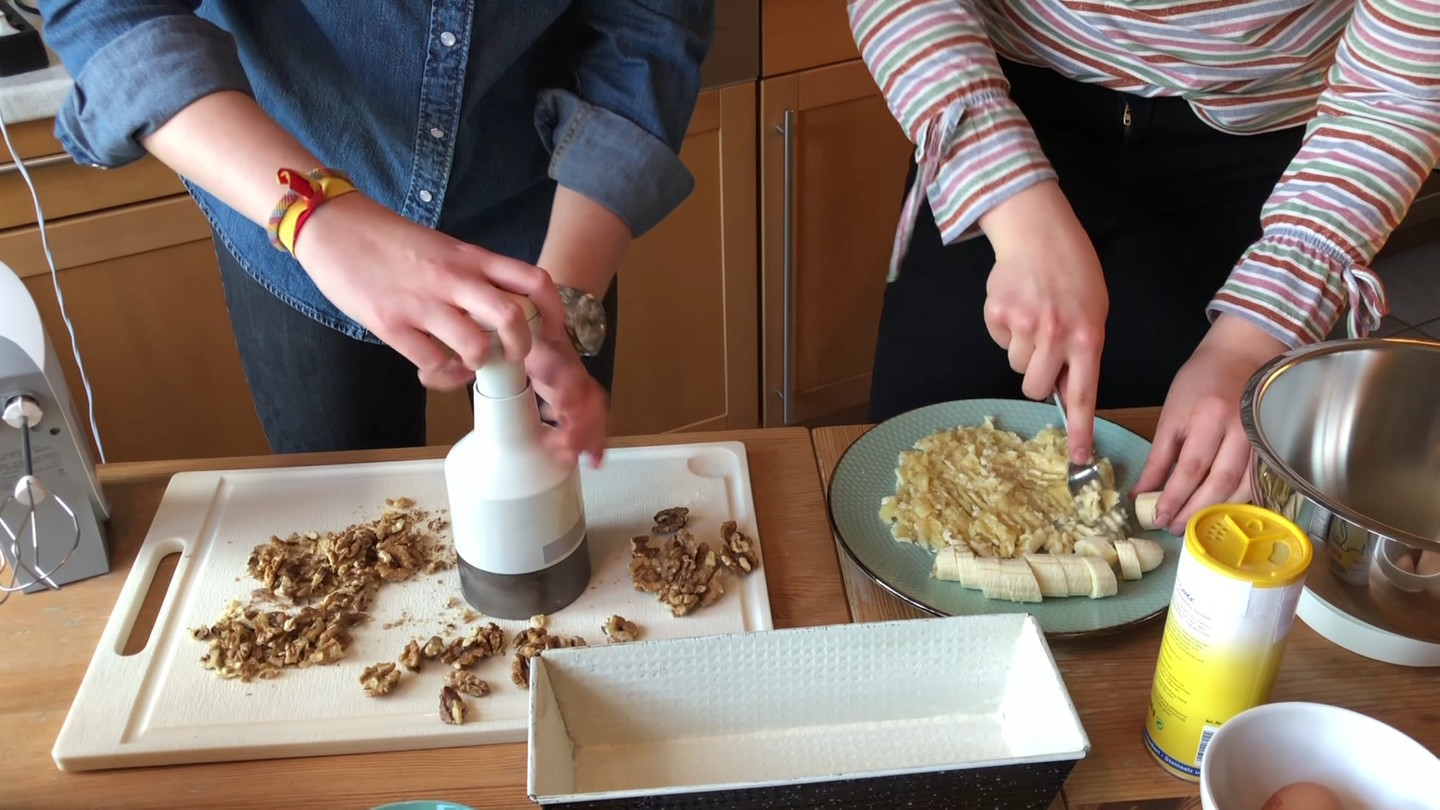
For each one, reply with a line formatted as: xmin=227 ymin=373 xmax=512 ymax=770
xmin=1198 ymin=700 xmax=1440 ymax=806
xmin=1240 ymin=336 xmax=1440 ymax=554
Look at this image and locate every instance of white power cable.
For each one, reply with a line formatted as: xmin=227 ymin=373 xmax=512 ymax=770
xmin=0 ymin=114 xmax=108 ymax=465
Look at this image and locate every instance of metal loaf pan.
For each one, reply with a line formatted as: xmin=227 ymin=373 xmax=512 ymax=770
xmin=527 ymin=613 xmax=1089 ymax=809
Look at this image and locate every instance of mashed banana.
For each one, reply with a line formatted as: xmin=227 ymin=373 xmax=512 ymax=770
xmin=878 ymin=417 xmax=1127 ymax=557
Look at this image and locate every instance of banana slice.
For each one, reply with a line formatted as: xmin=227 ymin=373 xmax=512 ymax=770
xmin=1078 ymin=555 xmax=1118 ymax=599
xmin=1134 ymin=491 xmax=1162 ymax=531
xmin=980 ymin=558 xmax=1043 ymax=603
xmin=1127 ymin=536 xmax=1165 ymax=572
xmin=1022 ymin=554 xmax=1069 ymax=598
xmin=960 ymin=556 xmax=1000 ymax=590
xmin=1113 ymin=539 xmax=1143 ymax=581
xmin=1054 ymin=554 xmax=1094 ymax=596
xmin=1075 ymin=535 xmax=1119 ymax=567
xmin=932 ymin=545 xmax=972 ymax=581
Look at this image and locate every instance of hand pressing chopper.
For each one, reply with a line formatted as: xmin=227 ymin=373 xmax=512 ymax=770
xmin=444 ymin=286 xmax=606 ymax=620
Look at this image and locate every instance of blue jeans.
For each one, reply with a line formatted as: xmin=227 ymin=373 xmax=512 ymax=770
xmin=213 ymin=235 xmax=617 ymax=454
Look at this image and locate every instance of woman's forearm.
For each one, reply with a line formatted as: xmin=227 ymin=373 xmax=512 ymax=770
xmin=537 ymin=186 xmax=632 ymax=299
xmin=140 ymin=90 xmax=324 ymax=226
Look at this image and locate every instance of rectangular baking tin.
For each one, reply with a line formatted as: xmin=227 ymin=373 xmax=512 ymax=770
xmin=527 ymin=613 xmax=1089 ymax=809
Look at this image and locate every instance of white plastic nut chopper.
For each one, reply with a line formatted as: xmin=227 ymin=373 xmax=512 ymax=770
xmin=444 ymin=292 xmax=591 ymax=620
xmin=0 ymin=260 xmax=111 ymax=603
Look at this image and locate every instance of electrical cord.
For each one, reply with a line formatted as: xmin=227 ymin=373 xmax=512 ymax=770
xmin=12 ymin=2 xmax=40 ymax=16
xmin=0 ymin=116 xmax=108 ymax=465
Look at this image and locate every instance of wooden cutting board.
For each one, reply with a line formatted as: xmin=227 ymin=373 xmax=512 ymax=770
xmin=52 ymin=441 xmax=772 ymax=772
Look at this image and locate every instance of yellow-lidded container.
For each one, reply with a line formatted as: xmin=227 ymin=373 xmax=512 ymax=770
xmin=1142 ymin=503 xmax=1312 ymax=782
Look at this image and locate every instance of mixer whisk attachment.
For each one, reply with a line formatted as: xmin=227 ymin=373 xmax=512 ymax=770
xmin=1 ymin=394 xmax=82 ymax=605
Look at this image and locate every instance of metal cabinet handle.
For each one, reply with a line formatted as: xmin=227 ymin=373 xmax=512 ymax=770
xmin=0 ymin=153 xmax=74 ymax=176
xmin=774 ymin=109 xmax=795 ymax=426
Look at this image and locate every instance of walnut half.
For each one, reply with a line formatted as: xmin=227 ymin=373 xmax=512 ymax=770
xmin=441 ymin=622 xmax=505 ymax=670
xmin=359 ymin=662 xmax=401 ymax=697
xmin=602 ymin=614 xmax=639 ymax=643
xmin=719 ymin=520 xmax=761 ymax=575
xmin=510 ymin=626 xmax=586 ymax=689
xmin=399 ymin=639 xmax=423 ymax=673
xmin=444 ymin=669 xmax=490 ymax=698
xmin=652 ymin=506 xmax=690 ymax=534
xmin=439 ymin=685 xmax=467 ymax=725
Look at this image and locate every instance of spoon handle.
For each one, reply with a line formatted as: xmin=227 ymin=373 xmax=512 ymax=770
xmin=1050 ymin=388 xmax=1069 ymax=432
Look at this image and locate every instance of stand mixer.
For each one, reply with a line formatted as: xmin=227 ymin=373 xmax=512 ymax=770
xmin=0 ymin=260 xmax=111 ymax=601
xmin=444 ymin=292 xmax=591 ymax=620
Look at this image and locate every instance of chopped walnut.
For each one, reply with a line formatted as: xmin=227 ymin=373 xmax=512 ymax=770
xmin=439 ymin=685 xmax=467 ymax=725
xmin=399 ymin=639 xmax=423 ymax=673
xmin=602 ymin=614 xmax=639 ymax=643
xmin=196 ymin=500 xmax=453 ymax=682
xmin=628 ymin=530 xmax=727 ymax=617
xmin=444 ymin=669 xmax=490 ymax=698
xmin=718 ymin=520 xmax=761 ymax=575
xmin=510 ymin=626 xmax=586 ymax=689
xmin=360 ymin=662 xmax=401 ymax=697
xmin=459 ymin=608 xmax=479 ymax=623
xmin=651 ymin=506 xmax=690 ymax=534
xmin=529 ymin=614 xmax=548 ymax=629
xmin=421 ymin=635 xmax=446 ymax=659
xmin=441 ymin=622 xmax=505 ymax=669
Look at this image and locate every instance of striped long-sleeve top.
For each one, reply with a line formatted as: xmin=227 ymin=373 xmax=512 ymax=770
xmin=850 ymin=0 xmax=1440 ymax=346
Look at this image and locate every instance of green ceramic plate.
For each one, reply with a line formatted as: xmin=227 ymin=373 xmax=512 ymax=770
xmin=828 ymin=399 xmax=1183 ymax=638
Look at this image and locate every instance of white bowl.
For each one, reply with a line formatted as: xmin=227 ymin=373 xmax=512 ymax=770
xmin=1200 ymin=702 xmax=1439 ymax=810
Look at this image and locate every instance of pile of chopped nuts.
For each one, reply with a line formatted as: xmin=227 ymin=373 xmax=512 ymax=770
xmin=627 ymin=507 xmax=761 ymax=617
xmin=191 ymin=498 xmax=455 ymax=682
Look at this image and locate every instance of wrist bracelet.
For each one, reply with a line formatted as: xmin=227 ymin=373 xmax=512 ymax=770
xmin=266 ymin=167 xmax=357 ymax=254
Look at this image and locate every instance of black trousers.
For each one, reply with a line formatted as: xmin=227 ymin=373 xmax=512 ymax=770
xmin=867 ymin=58 xmax=1305 ymax=423
xmin=214 ymin=234 xmax=618 ymax=454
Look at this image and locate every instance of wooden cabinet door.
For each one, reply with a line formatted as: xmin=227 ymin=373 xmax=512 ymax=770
xmin=610 ymin=82 xmax=760 ymax=436
xmin=761 ymin=60 xmax=913 ymax=426
xmin=1 ymin=196 xmax=270 ymax=463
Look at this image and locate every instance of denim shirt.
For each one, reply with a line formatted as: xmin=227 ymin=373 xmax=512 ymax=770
xmin=38 ymin=0 xmax=714 ymax=343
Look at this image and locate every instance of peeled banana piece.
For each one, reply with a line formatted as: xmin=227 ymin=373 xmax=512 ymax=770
xmin=931 ymin=536 xmax=1162 ymax=601
xmin=1022 ymin=554 xmax=1069 ymax=598
xmin=1074 ymin=535 xmax=1119 ymax=567
xmin=1127 ymin=536 xmax=1165 ymax=572
xmin=1113 ymin=539 xmax=1143 ymax=581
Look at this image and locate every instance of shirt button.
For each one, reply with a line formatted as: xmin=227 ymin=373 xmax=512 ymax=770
xmin=429 ymin=127 xmax=445 ymax=139
xmin=439 ymin=31 xmax=457 ymax=47
xmin=419 ymin=190 xmax=434 ymax=203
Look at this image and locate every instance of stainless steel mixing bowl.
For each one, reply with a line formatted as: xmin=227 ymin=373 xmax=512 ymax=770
xmin=1241 ymin=336 xmax=1440 ymax=645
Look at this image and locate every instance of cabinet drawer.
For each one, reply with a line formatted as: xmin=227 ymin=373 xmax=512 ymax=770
xmin=1 ymin=120 xmax=186 ymax=230
xmin=762 ymin=0 xmax=857 ymax=76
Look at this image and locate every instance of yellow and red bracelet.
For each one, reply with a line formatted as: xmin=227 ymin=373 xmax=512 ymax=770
xmin=265 ymin=167 xmax=357 ymax=254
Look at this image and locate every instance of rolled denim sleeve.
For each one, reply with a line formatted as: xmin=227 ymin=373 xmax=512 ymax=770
xmin=39 ymin=0 xmax=251 ymax=168
xmin=534 ymin=0 xmax=715 ymax=238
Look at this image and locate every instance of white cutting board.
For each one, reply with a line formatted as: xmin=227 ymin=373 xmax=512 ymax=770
xmin=53 ymin=441 xmax=772 ymax=772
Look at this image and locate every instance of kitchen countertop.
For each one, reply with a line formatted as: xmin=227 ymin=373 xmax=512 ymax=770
xmin=0 ymin=6 xmax=68 ymax=125
xmin=813 ymin=408 xmax=1440 ymax=810
xmin=1 ymin=428 xmax=850 ymax=810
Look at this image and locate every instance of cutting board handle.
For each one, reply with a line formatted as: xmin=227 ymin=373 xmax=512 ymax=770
xmin=104 ymin=535 xmax=189 ymax=656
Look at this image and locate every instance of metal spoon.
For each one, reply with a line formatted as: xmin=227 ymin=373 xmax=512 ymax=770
xmin=1051 ymin=388 xmax=1103 ymax=497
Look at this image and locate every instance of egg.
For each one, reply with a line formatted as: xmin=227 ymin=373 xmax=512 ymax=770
xmin=1261 ymin=781 xmax=1346 ymax=810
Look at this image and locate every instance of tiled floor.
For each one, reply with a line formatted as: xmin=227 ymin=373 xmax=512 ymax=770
xmin=1327 ymin=239 xmax=1440 ymax=340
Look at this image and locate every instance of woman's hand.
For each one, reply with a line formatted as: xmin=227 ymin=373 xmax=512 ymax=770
xmin=295 ymin=193 xmax=561 ymax=391
xmin=979 ymin=181 xmax=1110 ymax=464
xmin=1132 ymin=314 xmax=1289 ymax=534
